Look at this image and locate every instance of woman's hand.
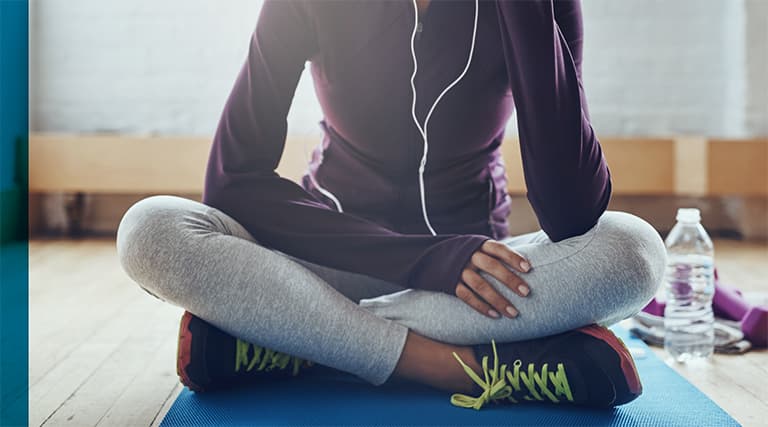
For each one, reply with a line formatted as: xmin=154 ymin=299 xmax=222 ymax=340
xmin=455 ymin=240 xmax=531 ymax=319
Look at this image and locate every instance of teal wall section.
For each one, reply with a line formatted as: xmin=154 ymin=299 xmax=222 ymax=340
xmin=0 ymin=1 xmax=30 ymax=426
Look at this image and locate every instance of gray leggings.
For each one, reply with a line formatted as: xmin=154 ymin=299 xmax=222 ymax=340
xmin=116 ymin=195 xmax=666 ymax=386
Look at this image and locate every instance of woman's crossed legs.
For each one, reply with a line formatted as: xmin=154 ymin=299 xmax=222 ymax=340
xmin=116 ymin=195 xmax=666 ymax=389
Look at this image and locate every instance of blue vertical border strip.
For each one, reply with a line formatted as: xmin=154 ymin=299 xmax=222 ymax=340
xmin=0 ymin=0 xmax=30 ymax=426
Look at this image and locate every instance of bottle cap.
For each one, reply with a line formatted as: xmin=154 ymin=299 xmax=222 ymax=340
xmin=676 ymin=208 xmax=701 ymax=223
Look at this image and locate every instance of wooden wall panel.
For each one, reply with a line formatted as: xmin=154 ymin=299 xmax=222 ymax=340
xmin=708 ymin=139 xmax=768 ymax=196
xmin=29 ymin=134 xmax=767 ymax=197
xmin=495 ymin=137 xmax=676 ymax=195
xmin=601 ymin=138 xmax=675 ymax=195
xmin=29 ymin=134 xmax=314 ymax=194
xmin=29 ymin=135 xmax=210 ymax=193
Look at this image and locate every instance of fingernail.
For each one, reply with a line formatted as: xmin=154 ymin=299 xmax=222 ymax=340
xmin=506 ymin=306 xmax=518 ymax=317
xmin=520 ymin=261 xmax=531 ymax=272
xmin=519 ymin=285 xmax=530 ymax=296
xmin=488 ymin=309 xmax=500 ymax=318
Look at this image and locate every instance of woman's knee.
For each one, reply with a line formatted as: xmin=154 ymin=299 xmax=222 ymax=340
xmin=116 ymin=195 xmax=206 ymax=298
xmin=596 ymin=211 xmax=667 ymax=310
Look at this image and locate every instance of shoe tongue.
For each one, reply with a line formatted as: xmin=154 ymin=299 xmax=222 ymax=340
xmin=470 ymin=343 xmax=489 ymax=365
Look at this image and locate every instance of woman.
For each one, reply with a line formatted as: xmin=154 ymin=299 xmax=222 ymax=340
xmin=117 ymin=0 xmax=666 ymax=409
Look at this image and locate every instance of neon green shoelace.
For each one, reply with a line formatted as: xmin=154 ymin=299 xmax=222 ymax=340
xmin=234 ymin=339 xmax=313 ymax=376
xmin=450 ymin=339 xmax=574 ymax=410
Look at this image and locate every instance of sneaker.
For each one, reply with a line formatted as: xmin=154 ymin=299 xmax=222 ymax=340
xmin=176 ymin=311 xmax=314 ymax=392
xmin=450 ymin=324 xmax=642 ymax=409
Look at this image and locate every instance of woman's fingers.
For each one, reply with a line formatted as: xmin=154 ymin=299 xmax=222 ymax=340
xmin=471 ymin=251 xmax=531 ymax=299
xmin=461 ymin=267 xmax=518 ymax=318
xmin=455 ymin=282 xmax=499 ymax=318
xmin=453 ymin=239 xmax=532 ymax=319
xmin=481 ymin=240 xmax=531 ymax=273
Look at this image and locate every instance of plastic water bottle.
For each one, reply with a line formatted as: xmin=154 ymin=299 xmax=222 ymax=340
xmin=663 ymin=208 xmax=715 ymax=362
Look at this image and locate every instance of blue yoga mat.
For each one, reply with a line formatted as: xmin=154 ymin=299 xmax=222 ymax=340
xmin=161 ymin=327 xmax=739 ymax=426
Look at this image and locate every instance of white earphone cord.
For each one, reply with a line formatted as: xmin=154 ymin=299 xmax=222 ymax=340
xmin=310 ymin=1 xmax=479 ymax=223
xmin=309 ymin=167 xmax=344 ymax=213
xmin=410 ymin=0 xmax=479 ymax=236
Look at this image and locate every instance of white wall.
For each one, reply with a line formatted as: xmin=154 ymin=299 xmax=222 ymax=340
xmin=30 ymin=0 xmax=767 ymax=138
xmin=581 ymin=0 xmax=752 ymax=136
xmin=745 ymin=0 xmax=768 ymax=136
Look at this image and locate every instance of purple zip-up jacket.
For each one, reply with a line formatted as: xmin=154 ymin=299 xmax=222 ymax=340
xmin=203 ymin=0 xmax=611 ymax=295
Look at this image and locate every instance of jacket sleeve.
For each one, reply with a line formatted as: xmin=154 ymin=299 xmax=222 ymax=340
xmin=203 ymin=0 xmax=489 ymax=294
xmin=495 ymin=0 xmax=612 ymax=242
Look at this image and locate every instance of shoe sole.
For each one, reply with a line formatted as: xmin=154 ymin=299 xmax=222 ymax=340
xmin=177 ymin=311 xmax=205 ymax=392
xmin=578 ymin=324 xmax=642 ymax=396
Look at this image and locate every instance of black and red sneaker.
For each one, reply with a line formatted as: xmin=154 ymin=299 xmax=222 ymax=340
xmin=450 ymin=324 xmax=642 ymax=409
xmin=176 ymin=311 xmax=314 ymax=392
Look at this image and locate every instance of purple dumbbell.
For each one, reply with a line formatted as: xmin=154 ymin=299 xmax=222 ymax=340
xmin=712 ymin=269 xmax=768 ymax=348
xmin=642 ymin=297 xmax=666 ymax=317
xmin=641 ymin=268 xmax=767 ymax=347
xmin=712 ymin=269 xmax=743 ymax=318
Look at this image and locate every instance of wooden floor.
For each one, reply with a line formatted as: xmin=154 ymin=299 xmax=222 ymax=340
xmin=29 ymin=238 xmax=768 ymax=426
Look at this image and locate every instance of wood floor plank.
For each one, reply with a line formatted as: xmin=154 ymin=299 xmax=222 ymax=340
xmin=29 ymin=240 xmax=145 ymax=387
xmin=96 ymin=334 xmax=182 ymax=427
xmin=29 ymin=240 xmax=184 ymax=427
xmin=41 ymin=307 xmax=178 ymax=426
xmin=29 ymin=285 xmax=140 ymax=387
xmin=30 ymin=299 xmax=168 ymax=426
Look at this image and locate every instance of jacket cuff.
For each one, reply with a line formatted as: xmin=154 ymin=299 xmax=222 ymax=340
xmin=409 ymin=235 xmax=490 ymax=295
